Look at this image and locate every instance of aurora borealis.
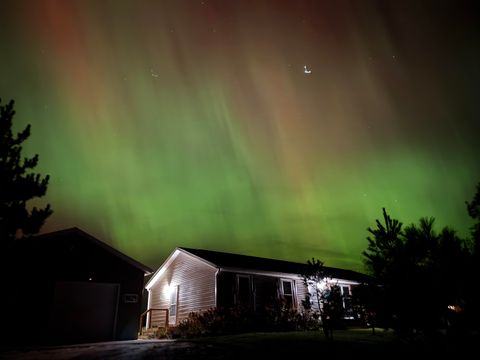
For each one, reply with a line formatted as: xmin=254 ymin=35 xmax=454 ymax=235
xmin=1 ymin=0 xmax=479 ymax=272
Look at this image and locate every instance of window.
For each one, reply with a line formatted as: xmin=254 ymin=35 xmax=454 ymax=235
xmin=281 ymin=279 xmax=295 ymax=307
xmin=169 ymin=285 xmax=178 ymax=325
xmin=341 ymin=285 xmax=353 ymax=316
xmin=236 ymin=275 xmax=251 ymax=306
xmin=123 ymin=293 xmax=138 ymax=303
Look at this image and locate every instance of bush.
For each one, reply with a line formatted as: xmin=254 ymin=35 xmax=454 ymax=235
xmin=174 ymin=306 xmax=253 ymax=338
xmin=260 ymin=299 xmax=321 ymax=332
xmin=155 ymin=327 xmax=170 ymax=339
xmin=174 ymin=301 xmax=321 ymax=338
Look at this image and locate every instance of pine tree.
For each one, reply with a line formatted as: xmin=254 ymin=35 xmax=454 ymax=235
xmin=466 ymin=182 xmax=480 ymax=326
xmin=466 ymin=182 xmax=480 ymax=256
xmin=0 ymin=99 xmax=52 ymax=242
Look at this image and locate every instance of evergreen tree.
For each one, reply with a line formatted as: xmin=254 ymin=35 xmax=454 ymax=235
xmin=362 ymin=208 xmax=406 ymax=332
xmin=466 ymin=182 xmax=480 ymax=256
xmin=363 ymin=208 xmax=472 ymax=337
xmin=466 ymin=182 xmax=480 ymax=328
xmin=363 ymin=208 xmax=404 ymax=287
xmin=0 ymin=99 xmax=52 ymax=242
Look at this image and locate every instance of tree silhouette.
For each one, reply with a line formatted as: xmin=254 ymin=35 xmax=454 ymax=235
xmin=466 ymin=182 xmax=480 ymax=256
xmin=363 ymin=208 xmax=472 ymax=338
xmin=362 ymin=208 xmax=406 ymax=332
xmin=363 ymin=208 xmax=403 ymax=284
xmin=0 ymin=99 xmax=52 ymax=242
xmin=351 ymin=282 xmax=384 ymax=335
xmin=302 ymin=257 xmax=344 ymax=341
xmin=466 ymin=182 xmax=480 ymax=328
xmin=302 ymin=258 xmax=328 ymax=312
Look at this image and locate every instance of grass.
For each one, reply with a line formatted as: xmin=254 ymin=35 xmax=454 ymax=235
xmin=172 ymin=327 xmax=475 ymax=359
xmin=2 ymin=327 xmax=477 ymax=360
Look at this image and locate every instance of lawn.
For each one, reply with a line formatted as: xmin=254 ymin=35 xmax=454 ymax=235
xmin=168 ymin=327 xmax=474 ymax=359
xmin=1 ymin=328 xmax=475 ymax=359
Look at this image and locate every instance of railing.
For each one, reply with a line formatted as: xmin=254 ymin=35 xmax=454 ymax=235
xmin=139 ymin=308 xmax=169 ymax=335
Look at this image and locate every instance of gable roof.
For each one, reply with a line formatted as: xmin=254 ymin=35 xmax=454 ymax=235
xmin=179 ymin=247 xmax=371 ymax=283
xmin=29 ymin=227 xmax=153 ymax=274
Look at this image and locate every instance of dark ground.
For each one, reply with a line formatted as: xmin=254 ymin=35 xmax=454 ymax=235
xmin=0 ymin=328 xmax=476 ymax=360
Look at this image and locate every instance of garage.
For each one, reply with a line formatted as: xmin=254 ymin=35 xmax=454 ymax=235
xmin=48 ymin=281 xmax=120 ymax=343
xmin=2 ymin=227 xmax=152 ymax=345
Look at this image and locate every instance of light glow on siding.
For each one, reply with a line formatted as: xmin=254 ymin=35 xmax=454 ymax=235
xmin=146 ymin=267 xmax=166 ymax=290
xmin=145 ymin=250 xmax=181 ymax=290
xmin=316 ymin=280 xmax=328 ymax=291
xmin=164 ymin=283 xmax=173 ymax=299
xmin=146 ymin=289 xmax=151 ymax=325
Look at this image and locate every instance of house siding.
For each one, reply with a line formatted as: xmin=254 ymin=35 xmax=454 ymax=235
xmin=148 ymin=251 xmax=217 ymax=326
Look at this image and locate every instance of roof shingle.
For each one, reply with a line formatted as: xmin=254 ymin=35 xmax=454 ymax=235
xmin=180 ymin=247 xmax=371 ymax=283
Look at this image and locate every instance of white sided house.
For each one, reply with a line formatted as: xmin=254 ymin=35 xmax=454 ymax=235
xmin=144 ymin=247 xmax=370 ymax=328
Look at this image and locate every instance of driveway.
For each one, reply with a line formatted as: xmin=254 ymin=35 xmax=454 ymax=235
xmin=1 ymin=329 xmax=473 ymax=359
xmin=0 ymin=339 xmax=215 ymax=360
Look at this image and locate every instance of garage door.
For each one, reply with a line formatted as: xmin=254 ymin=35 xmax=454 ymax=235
xmin=48 ymin=281 xmax=119 ymax=344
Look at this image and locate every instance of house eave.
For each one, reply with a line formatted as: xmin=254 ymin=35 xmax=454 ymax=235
xmin=177 ymin=248 xmax=219 ymax=270
xmin=145 ymin=249 xmax=181 ymax=290
xmin=219 ymin=267 xmax=304 ymax=280
xmin=145 ymin=247 xmax=218 ymax=290
xmin=32 ymin=227 xmax=153 ymax=274
xmin=219 ymin=267 xmax=361 ymax=285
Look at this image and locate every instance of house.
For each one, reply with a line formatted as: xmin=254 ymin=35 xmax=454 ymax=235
xmin=144 ymin=247 xmax=370 ymax=328
xmin=0 ymin=227 xmax=152 ymax=345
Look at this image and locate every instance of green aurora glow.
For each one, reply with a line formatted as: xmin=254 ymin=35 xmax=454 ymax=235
xmin=1 ymin=0 xmax=479 ymax=271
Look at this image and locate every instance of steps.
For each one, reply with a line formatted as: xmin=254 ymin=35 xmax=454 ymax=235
xmin=138 ymin=327 xmax=171 ymax=339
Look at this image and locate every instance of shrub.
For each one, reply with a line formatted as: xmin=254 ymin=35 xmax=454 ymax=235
xmin=174 ymin=301 xmax=320 ymax=338
xmin=155 ymin=327 xmax=170 ymax=339
xmin=174 ymin=306 xmax=253 ymax=338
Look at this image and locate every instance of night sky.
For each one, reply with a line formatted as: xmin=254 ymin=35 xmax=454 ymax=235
xmin=1 ymin=0 xmax=479 ymax=272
